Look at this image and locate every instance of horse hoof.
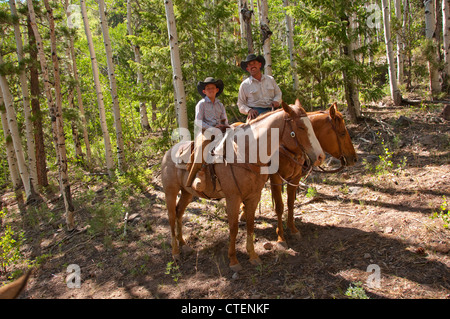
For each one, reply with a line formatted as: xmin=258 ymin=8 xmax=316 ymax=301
xmin=173 ymin=254 xmax=181 ymax=261
xmin=230 ymin=263 xmax=243 ymax=272
xmin=249 ymin=257 xmax=262 ymax=266
xmin=181 ymin=245 xmax=194 ymax=255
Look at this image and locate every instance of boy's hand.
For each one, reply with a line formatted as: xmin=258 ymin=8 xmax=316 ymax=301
xmin=215 ymin=124 xmax=230 ymax=133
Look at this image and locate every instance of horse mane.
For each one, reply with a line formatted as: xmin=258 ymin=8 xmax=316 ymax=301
xmin=240 ymin=108 xmax=285 ymax=129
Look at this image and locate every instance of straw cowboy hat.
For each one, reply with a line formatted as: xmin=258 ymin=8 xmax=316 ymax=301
xmin=197 ymin=77 xmax=224 ymax=97
xmin=240 ymin=53 xmax=266 ymax=72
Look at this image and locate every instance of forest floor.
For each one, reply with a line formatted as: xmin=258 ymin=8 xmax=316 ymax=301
xmin=1 ymin=100 xmax=449 ymax=300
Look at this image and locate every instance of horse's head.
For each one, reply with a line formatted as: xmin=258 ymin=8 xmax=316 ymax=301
xmin=281 ymin=100 xmax=325 ymax=167
xmin=310 ymin=103 xmax=358 ymax=166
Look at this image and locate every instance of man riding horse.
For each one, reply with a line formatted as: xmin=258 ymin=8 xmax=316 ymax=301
xmin=238 ymin=54 xmax=282 ymax=121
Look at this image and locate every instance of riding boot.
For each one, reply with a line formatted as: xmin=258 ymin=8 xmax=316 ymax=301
xmin=186 ymin=162 xmax=205 ymax=191
xmin=191 ymin=168 xmax=206 ymax=192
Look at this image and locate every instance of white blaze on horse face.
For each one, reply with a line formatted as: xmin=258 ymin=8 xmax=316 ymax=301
xmin=300 ymin=116 xmax=324 ymax=165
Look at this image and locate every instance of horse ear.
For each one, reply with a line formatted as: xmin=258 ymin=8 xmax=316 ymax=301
xmin=329 ymin=102 xmax=337 ymax=119
xmin=281 ymin=101 xmax=293 ymax=115
xmin=295 ymin=99 xmax=302 ymax=108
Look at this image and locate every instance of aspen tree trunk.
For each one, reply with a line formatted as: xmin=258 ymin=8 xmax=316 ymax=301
xmin=0 ymin=55 xmax=33 ymax=202
xmin=394 ymin=0 xmax=404 ymax=84
xmin=9 ymin=0 xmax=38 ymax=190
xmin=64 ymin=0 xmax=92 ymax=167
xmin=98 ymin=0 xmax=125 ymax=172
xmin=282 ymin=0 xmax=299 ymax=91
xmin=238 ymin=0 xmax=254 ymax=53
xmin=258 ymin=0 xmax=273 ymax=76
xmin=424 ymin=0 xmax=442 ymax=97
xmin=80 ymin=0 xmax=115 ymax=175
xmin=442 ymin=0 xmax=450 ymax=89
xmin=42 ymin=0 xmax=75 ymax=229
xmin=0 ymin=93 xmax=21 ymax=189
xmin=381 ymin=0 xmax=402 ymax=105
xmin=66 ymin=82 xmax=83 ymax=160
xmin=127 ymin=0 xmax=150 ymax=131
xmin=164 ymin=0 xmax=188 ymax=129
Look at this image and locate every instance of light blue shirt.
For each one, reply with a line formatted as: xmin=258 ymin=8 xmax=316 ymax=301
xmin=194 ymin=97 xmax=229 ymax=131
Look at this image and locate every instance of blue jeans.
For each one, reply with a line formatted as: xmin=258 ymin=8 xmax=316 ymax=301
xmin=251 ymin=107 xmax=272 ymax=115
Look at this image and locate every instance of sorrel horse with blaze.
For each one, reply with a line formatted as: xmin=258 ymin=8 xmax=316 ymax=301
xmin=241 ymin=101 xmax=358 ymax=247
xmin=161 ymin=102 xmax=324 ymax=271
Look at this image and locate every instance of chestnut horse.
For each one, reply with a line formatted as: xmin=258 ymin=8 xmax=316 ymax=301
xmin=240 ymin=101 xmax=357 ymax=247
xmin=161 ymin=102 xmax=324 ymax=271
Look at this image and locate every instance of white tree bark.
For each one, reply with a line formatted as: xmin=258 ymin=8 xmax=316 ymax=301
xmin=0 ymin=93 xmax=21 ymax=189
xmin=43 ymin=0 xmax=75 ymax=228
xmin=9 ymin=0 xmax=38 ymax=190
xmin=65 ymin=0 xmax=92 ymax=166
xmin=98 ymin=0 xmax=125 ymax=172
xmin=258 ymin=0 xmax=273 ymax=76
xmin=164 ymin=0 xmax=188 ymax=129
xmin=0 ymin=55 xmax=32 ymax=200
xmin=381 ymin=0 xmax=402 ymax=105
xmin=283 ymin=0 xmax=299 ymax=91
xmin=80 ymin=0 xmax=115 ymax=175
xmin=239 ymin=0 xmax=255 ymax=53
xmin=127 ymin=0 xmax=150 ymax=131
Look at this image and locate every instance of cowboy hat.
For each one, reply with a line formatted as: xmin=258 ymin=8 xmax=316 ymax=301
xmin=197 ymin=77 xmax=224 ymax=97
xmin=240 ymin=53 xmax=266 ymax=72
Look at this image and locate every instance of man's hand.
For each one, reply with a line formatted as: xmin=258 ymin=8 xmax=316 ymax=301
xmin=247 ymin=109 xmax=259 ymax=121
xmin=271 ymin=101 xmax=280 ymax=108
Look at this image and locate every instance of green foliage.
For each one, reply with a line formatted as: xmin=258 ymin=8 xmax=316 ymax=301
xmin=165 ymin=261 xmax=182 ymax=284
xmin=364 ymin=133 xmax=407 ymax=175
xmin=0 ymin=210 xmax=25 ymax=275
xmin=345 ymin=281 xmax=369 ymax=299
xmin=306 ymin=186 xmax=318 ymax=198
xmin=431 ymin=196 xmax=449 ymax=229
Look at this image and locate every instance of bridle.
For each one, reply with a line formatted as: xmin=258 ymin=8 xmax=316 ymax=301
xmin=313 ymin=114 xmax=346 ymax=174
xmin=272 ymin=113 xmax=314 ymax=188
xmin=280 ymin=112 xmax=312 ymax=165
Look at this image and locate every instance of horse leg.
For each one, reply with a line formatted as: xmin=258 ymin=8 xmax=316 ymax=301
xmin=242 ymin=198 xmax=262 ymax=266
xmin=176 ymin=189 xmax=194 ymax=254
xmin=226 ymin=195 xmax=243 ymax=272
xmin=286 ymin=184 xmax=301 ymax=239
xmin=270 ymin=180 xmax=288 ymax=248
xmin=165 ymin=189 xmax=181 ymax=260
